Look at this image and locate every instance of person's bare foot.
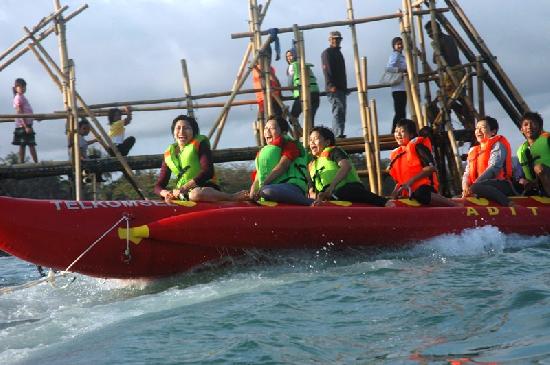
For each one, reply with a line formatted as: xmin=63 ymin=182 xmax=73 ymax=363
xmin=231 ymin=190 xmax=249 ymax=201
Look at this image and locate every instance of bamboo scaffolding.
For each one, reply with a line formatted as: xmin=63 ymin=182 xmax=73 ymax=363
xmin=444 ymin=0 xmax=529 ymax=116
xmin=293 ymin=25 xmax=312 ymax=147
xmin=0 ymin=5 xmax=87 ymax=72
xmin=180 ymin=59 xmax=194 ymax=118
xmin=428 ymin=0 xmax=450 ymax=129
xmin=434 ymin=12 xmax=520 ymax=125
xmin=25 ymin=21 xmax=145 ymax=199
xmin=212 ymin=43 xmax=253 ymax=149
xmin=369 ymin=99 xmax=383 ymax=196
xmin=0 ymin=5 xmax=68 ymax=63
xmin=476 ymin=56 xmax=485 ymax=116
xmin=400 ymin=1 xmax=424 ymax=127
xmin=359 ymin=58 xmax=376 ymax=193
xmin=347 ymin=0 xmax=371 ymax=143
xmin=231 ymin=8 xmax=449 ymax=39
xmin=415 ymin=8 xmax=432 ymax=104
xmin=68 ymin=59 xmax=83 ymax=200
xmin=206 ymin=35 xmax=273 ymax=140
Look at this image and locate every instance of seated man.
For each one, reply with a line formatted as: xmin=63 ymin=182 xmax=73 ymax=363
xmin=517 ymin=112 xmax=550 ymax=196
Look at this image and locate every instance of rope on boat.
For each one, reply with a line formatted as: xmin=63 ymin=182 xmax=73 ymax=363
xmin=0 ymin=215 xmax=130 ymax=295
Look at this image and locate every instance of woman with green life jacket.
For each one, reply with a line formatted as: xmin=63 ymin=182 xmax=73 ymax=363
xmin=155 ymin=115 xmax=248 ymax=203
xmin=516 ymin=112 xmax=550 ymax=196
xmin=249 ymin=116 xmax=314 ymax=205
xmin=308 ymin=126 xmax=394 ymax=207
xmin=285 ymin=49 xmax=320 ymax=136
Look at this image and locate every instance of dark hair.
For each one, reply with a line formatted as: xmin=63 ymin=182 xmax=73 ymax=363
xmin=13 ymin=78 xmax=26 ymax=95
xmin=171 ymin=114 xmax=199 ymax=137
xmin=424 ymin=21 xmax=441 ymax=34
xmin=482 ymin=116 xmax=499 ymax=133
xmin=395 ymin=118 xmax=418 ymax=138
xmin=269 ymin=115 xmax=290 ymax=135
xmin=418 ymin=126 xmax=433 ymax=140
xmin=78 ymin=118 xmax=90 ymax=129
xmin=521 ymin=112 xmax=543 ymax=129
xmin=391 ymin=37 xmax=402 ymax=49
xmin=310 ymin=126 xmax=335 ymax=146
xmin=108 ymin=108 xmax=122 ymax=125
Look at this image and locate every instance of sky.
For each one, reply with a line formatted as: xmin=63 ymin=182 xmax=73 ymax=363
xmin=1 ymin=0 xmax=549 ymax=162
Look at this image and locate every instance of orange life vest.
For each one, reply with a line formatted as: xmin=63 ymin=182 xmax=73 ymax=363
xmin=388 ymin=136 xmax=439 ymax=196
xmin=466 ymin=134 xmax=512 ymax=185
xmin=252 ymin=66 xmax=281 ymax=104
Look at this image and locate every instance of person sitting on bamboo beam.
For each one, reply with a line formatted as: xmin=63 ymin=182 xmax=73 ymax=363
xmin=425 ymin=21 xmax=475 ymax=130
xmin=388 ymin=118 xmax=459 ymax=206
xmin=517 ymin=112 xmax=550 ymax=196
xmin=252 ymin=61 xmax=283 ymax=119
xmin=249 ymin=116 xmax=313 ymax=205
xmin=107 ymin=106 xmax=135 ymax=156
xmin=462 ymin=117 xmax=516 ymax=206
xmin=285 ymin=48 xmax=320 ymax=138
xmin=308 ymin=126 xmax=393 ymax=207
xmin=155 ymin=115 xmax=248 ymax=203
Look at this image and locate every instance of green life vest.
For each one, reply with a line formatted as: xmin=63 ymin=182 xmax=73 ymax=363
xmin=255 ymin=136 xmax=308 ymax=192
xmin=308 ymin=146 xmax=360 ymax=192
xmin=163 ymin=135 xmax=214 ymax=188
xmin=517 ymin=132 xmax=550 ymax=181
xmin=291 ymin=62 xmax=319 ymax=98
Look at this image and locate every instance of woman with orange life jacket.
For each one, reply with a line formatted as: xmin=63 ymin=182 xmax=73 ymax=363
xmin=388 ymin=118 xmax=458 ymax=206
xmin=249 ymin=116 xmax=313 ymax=205
xmin=308 ymin=126 xmax=393 ymax=206
xmin=155 ymin=115 xmax=248 ymax=203
xmin=462 ymin=116 xmax=516 ymax=206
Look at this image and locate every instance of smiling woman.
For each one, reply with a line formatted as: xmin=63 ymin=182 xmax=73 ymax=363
xmin=154 ymin=114 xmax=248 ymax=203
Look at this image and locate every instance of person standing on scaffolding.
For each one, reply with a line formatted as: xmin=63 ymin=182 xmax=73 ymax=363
xmin=425 ymin=21 xmax=474 ymax=130
xmin=321 ymin=31 xmax=348 ymax=139
xmin=252 ymin=45 xmax=283 ymax=120
xmin=386 ymin=37 xmax=407 ymax=133
xmin=286 ymin=48 xmax=320 ymax=138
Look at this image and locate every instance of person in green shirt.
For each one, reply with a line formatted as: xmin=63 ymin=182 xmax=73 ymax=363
xmin=516 ymin=112 xmax=550 ymax=196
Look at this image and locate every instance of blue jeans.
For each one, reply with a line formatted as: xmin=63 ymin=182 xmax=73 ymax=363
xmin=260 ymin=183 xmax=313 ymax=206
xmin=327 ymin=90 xmax=347 ymax=137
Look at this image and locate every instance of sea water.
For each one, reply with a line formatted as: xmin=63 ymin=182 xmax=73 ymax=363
xmin=1 ymin=226 xmax=549 ymax=364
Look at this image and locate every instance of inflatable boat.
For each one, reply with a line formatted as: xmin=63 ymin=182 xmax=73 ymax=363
xmin=0 ymin=196 xmax=548 ymax=279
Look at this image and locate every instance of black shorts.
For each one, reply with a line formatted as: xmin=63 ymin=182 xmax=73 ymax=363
xmin=12 ymin=127 xmax=36 ymax=146
xmin=411 ymin=184 xmax=435 ymax=205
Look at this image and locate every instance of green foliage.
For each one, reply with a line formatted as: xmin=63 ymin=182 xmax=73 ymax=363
xmin=216 ymin=162 xmax=253 ymax=192
xmin=0 ymin=153 xmax=72 ymax=199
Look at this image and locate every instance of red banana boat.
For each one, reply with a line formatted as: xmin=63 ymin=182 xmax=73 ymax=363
xmin=0 ymin=195 xmax=548 ymax=279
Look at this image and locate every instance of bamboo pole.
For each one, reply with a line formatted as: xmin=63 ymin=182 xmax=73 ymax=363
xmin=180 ymin=59 xmax=194 ymax=118
xmin=293 ymin=25 xmax=311 ymax=147
xmin=428 ymin=0 xmax=450 ymax=128
xmin=400 ymin=1 xmax=424 ymax=127
xmin=369 ymin=98 xmax=383 ymax=195
xmin=213 ymin=43 xmax=253 ymax=149
xmin=444 ymin=0 xmax=529 ymax=115
xmin=0 ymin=4 xmax=87 ymax=72
xmin=476 ymin=56 xmax=485 ymax=117
xmin=347 ymin=0 xmax=372 ymax=143
xmin=68 ymin=60 xmax=82 ymax=200
xmin=0 ymin=5 xmax=68 ymax=63
xmin=359 ymin=57 xmax=376 ymax=193
xmin=415 ymin=7 xmax=432 ymax=104
xmin=231 ymin=8 xmax=449 ymax=39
